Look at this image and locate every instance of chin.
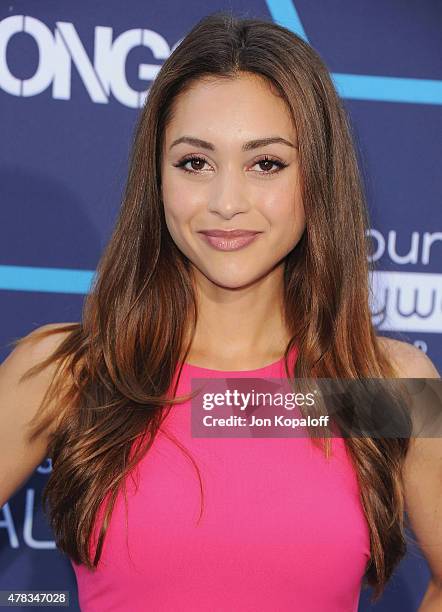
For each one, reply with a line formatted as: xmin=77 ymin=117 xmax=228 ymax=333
xmin=203 ymin=269 xmax=267 ymax=290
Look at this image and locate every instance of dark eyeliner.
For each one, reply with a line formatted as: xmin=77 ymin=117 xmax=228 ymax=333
xmin=173 ymin=155 xmax=208 ymax=174
xmin=173 ymin=154 xmax=288 ymax=175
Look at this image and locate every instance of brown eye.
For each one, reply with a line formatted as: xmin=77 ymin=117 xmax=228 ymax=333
xmin=258 ymin=159 xmax=275 ymax=172
xmin=252 ymin=156 xmax=288 ymax=175
xmin=189 ymin=158 xmax=206 ymax=171
xmin=173 ymin=155 xmax=210 ymax=174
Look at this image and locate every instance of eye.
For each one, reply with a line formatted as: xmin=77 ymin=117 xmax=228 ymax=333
xmin=173 ymin=154 xmax=288 ymax=176
xmin=173 ymin=155 xmax=211 ymax=174
xmin=251 ymin=155 xmax=288 ymax=176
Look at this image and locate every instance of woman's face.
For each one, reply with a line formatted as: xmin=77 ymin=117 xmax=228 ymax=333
xmin=161 ymin=72 xmax=305 ymax=289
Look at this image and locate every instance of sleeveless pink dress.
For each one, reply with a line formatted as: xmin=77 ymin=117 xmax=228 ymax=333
xmin=71 ymin=347 xmax=371 ymax=611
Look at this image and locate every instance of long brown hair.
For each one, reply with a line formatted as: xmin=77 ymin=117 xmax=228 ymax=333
xmin=12 ymin=11 xmax=411 ymax=602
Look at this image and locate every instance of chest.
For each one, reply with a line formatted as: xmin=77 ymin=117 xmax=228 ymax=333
xmin=98 ymin=403 xmax=370 ymax=568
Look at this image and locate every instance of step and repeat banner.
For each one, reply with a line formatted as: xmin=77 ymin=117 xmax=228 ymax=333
xmin=1 ymin=2 xmax=441 ymax=610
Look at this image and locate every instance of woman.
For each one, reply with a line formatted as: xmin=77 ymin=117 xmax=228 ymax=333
xmin=1 ymin=11 xmax=441 ymax=612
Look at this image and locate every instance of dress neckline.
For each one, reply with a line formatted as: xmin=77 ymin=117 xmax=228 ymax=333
xmin=181 ymin=345 xmax=298 ymax=376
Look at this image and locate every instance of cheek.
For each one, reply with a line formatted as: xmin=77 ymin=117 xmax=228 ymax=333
xmin=162 ymin=196 xmax=198 ymax=257
xmin=162 ymin=178 xmax=188 ymax=228
xmin=163 ymin=204 xmax=185 ymax=243
xmin=162 ymin=172 xmax=199 ymax=226
xmin=263 ymin=187 xmax=305 ymax=242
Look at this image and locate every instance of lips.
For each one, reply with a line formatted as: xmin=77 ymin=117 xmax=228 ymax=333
xmin=198 ymin=229 xmax=261 ymax=238
xmin=198 ymin=229 xmax=262 ymax=251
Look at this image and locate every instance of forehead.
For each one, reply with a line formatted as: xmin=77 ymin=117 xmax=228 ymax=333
xmin=164 ymin=72 xmax=296 ymax=143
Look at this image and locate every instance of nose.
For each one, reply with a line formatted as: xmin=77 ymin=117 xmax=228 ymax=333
xmin=207 ymin=167 xmax=251 ymax=219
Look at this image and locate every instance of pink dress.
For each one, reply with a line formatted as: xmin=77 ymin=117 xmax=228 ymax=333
xmin=71 ymin=348 xmax=371 ymax=611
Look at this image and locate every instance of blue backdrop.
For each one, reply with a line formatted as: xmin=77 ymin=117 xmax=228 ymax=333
xmin=1 ymin=2 xmax=441 ymax=610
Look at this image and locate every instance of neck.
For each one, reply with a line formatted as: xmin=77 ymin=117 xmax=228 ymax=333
xmin=184 ymin=263 xmax=291 ymax=370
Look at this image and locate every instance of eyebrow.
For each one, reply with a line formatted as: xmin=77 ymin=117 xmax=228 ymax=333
xmin=169 ymin=135 xmax=297 ymax=151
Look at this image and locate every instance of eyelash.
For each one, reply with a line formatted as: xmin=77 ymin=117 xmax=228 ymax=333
xmin=173 ymin=154 xmax=288 ymax=177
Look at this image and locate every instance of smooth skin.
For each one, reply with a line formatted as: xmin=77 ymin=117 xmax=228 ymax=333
xmin=161 ymin=72 xmax=304 ymax=370
xmin=160 ymin=72 xmax=442 ymax=608
xmin=1 ymin=72 xmax=441 ymax=609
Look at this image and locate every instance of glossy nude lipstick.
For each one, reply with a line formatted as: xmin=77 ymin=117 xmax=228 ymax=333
xmin=198 ymin=229 xmax=262 ymax=251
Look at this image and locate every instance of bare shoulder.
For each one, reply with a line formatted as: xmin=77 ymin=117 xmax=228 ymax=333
xmin=1 ymin=322 xmax=78 ymax=380
xmin=0 ymin=322 xmax=79 ymax=506
xmin=377 ymin=339 xmax=442 ymax=586
xmin=1 ymin=322 xmax=80 ymax=431
xmin=14 ymin=322 xmax=79 ymax=360
xmin=377 ymin=335 xmax=440 ymax=379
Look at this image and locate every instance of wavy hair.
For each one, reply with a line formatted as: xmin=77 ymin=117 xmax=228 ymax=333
xmin=13 ymin=11 xmax=412 ymax=602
